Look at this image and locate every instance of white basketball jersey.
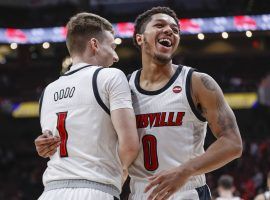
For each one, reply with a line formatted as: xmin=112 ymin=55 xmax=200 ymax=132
xmin=39 ymin=63 xmax=132 ymax=191
xmin=128 ymin=65 xmax=208 ymax=193
xmin=265 ymin=191 xmax=270 ymax=200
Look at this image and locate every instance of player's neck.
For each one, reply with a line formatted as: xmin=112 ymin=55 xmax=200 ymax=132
xmin=139 ymin=62 xmax=176 ymax=91
xmin=72 ymin=55 xmax=98 ymax=66
xmin=141 ymin=58 xmax=175 ymax=83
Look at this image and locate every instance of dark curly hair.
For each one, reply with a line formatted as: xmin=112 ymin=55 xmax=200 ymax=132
xmin=133 ymin=7 xmax=180 ymax=49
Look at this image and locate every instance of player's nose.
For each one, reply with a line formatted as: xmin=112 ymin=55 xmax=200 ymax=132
xmin=163 ymin=25 xmax=173 ymax=36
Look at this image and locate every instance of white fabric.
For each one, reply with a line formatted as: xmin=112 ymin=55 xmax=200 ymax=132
xmin=128 ymin=65 xmax=208 ymax=198
xmin=97 ymin=65 xmax=133 ymax=111
xmin=216 ymin=197 xmax=241 ymax=200
xmin=38 ymin=188 xmax=114 ymax=200
xmin=265 ymin=191 xmax=270 ymax=200
xmin=128 ymin=180 xmax=200 ymax=200
xmin=40 ymin=63 xmax=132 ymax=192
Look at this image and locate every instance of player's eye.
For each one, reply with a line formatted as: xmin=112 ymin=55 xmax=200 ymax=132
xmin=172 ymin=28 xmax=179 ymax=34
xmin=155 ymin=24 xmax=163 ymax=28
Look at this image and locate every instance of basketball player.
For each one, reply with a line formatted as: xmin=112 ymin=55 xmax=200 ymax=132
xmin=37 ymin=12 xmax=139 ymax=200
xmin=126 ymin=7 xmax=242 ymax=200
xmin=35 ymin=7 xmax=243 ymax=200
xmin=255 ymin=172 xmax=270 ymax=200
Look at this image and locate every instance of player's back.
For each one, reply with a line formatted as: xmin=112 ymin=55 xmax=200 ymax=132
xmin=40 ymin=63 xmax=122 ymax=190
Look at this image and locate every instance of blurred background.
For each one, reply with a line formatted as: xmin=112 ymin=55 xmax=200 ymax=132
xmin=0 ymin=0 xmax=270 ymax=199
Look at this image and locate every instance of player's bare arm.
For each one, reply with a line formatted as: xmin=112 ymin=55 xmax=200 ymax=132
xmin=187 ymin=72 xmax=243 ymax=174
xmin=145 ymin=72 xmax=242 ymax=200
xmin=34 ymin=130 xmax=61 ymax=158
xmin=111 ymin=108 xmax=140 ymax=171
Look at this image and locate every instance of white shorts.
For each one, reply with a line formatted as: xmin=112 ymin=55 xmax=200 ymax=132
xmin=128 ymin=180 xmax=211 ymax=200
xmin=38 ymin=188 xmax=117 ymax=200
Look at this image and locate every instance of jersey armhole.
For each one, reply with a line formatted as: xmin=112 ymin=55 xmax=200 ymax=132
xmin=127 ymin=74 xmax=131 ymax=82
xmin=186 ymin=68 xmax=206 ymax=122
xmin=39 ymin=88 xmax=45 ymax=118
xmin=92 ymin=68 xmax=111 ymax=115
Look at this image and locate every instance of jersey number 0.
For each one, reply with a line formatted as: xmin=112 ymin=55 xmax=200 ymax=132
xmin=142 ymin=134 xmax=159 ymax=171
xmin=56 ymin=112 xmax=69 ymax=157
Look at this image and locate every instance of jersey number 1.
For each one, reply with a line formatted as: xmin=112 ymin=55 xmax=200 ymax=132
xmin=56 ymin=112 xmax=68 ymax=157
xmin=142 ymin=134 xmax=159 ymax=171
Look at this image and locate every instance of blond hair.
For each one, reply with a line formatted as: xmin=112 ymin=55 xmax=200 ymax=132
xmin=66 ymin=12 xmax=113 ymax=55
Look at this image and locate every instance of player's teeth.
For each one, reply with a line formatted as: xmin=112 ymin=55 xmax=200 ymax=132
xmin=158 ymin=39 xmax=171 ymax=46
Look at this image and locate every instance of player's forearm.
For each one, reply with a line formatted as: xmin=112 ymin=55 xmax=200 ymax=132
xmin=118 ymin=144 xmax=139 ymax=170
xmin=111 ymin=108 xmax=139 ymax=169
xmin=180 ymin=133 xmax=242 ymax=177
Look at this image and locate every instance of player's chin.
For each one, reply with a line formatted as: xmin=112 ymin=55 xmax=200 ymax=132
xmin=154 ymin=53 xmax=172 ymax=63
xmin=155 ymin=47 xmax=174 ymax=56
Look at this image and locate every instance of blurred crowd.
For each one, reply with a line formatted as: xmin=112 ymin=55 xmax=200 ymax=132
xmin=208 ymin=138 xmax=270 ymax=200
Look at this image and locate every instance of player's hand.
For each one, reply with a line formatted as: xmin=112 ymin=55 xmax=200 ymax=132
xmin=34 ymin=130 xmax=61 ymax=158
xmin=144 ymin=167 xmax=190 ymax=200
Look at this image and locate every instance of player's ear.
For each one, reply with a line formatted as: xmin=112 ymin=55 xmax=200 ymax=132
xmin=136 ymin=34 xmax=143 ymax=46
xmin=89 ymin=38 xmax=99 ymax=53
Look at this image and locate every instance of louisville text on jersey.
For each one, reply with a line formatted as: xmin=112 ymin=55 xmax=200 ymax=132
xmin=136 ymin=112 xmax=185 ymax=128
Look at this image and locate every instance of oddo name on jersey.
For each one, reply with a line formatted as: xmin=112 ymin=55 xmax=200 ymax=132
xmin=54 ymin=87 xmax=75 ymax=101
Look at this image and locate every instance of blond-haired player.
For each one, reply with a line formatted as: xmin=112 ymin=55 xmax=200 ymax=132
xmin=37 ymin=12 xmax=139 ymax=200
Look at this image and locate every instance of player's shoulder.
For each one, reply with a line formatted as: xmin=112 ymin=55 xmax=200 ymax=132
xmin=98 ymin=67 xmax=128 ymax=83
xmin=192 ymin=71 xmax=217 ymax=86
xmin=190 ymin=70 xmax=223 ymax=98
xmin=180 ymin=64 xmax=209 ymax=79
xmin=43 ymin=78 xmax=59 ymax=93
xmin=192 ymin=71 xmax=208 ymax=78
xmin=99 ymin=67 xmax=125 ymax=77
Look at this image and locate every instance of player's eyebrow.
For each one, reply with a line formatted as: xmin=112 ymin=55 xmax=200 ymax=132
xmin=154 ymin=19 xmax=178 ymax=26
xmin=153 ymin=19 xmax=179 ymax=29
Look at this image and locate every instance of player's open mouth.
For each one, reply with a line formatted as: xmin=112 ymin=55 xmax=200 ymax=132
xmin=158 ymin=38 xmax=172 ymax=48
